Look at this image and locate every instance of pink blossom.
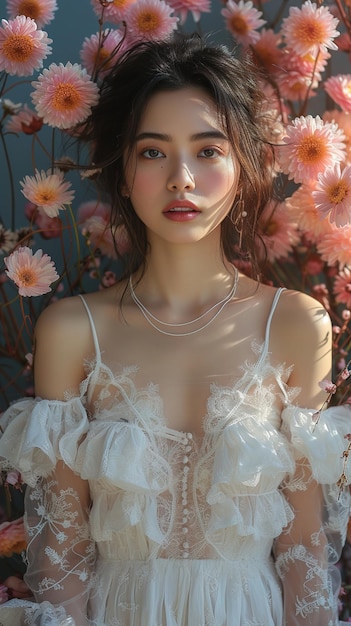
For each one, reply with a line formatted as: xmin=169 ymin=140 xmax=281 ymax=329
xmin=285 ymin=183 xmax=335 ymax=242
xmin=221 ymin=0 xmax=265 ymax=47
xmin=125 ymin=0 xmax=178 ymax=44
xmin=80 ymin=28 xmax=125 ymax=79
xmin=5 ymin=470 xmax=21 ymax=486
xmin=5 ymin=246 xmax=59 ymax=296
xmin=91 ymin=0 xmax=138 ymax=23
xmin=275 ymin=47 xmax=329 ymax=101
xmin=35 ymin=209 xmax=62 ymax=239
xmin=304 ymin=253 xmax=325 ymax=276
xmin=6 ymin=0 xmax=58 ymax=28
xmin=78 ymin=200 xmax=131 ymax=257
xmin=0 ymin=15 xmax=52 ymax=76
xmin=256 ymin=200 xmax=299 ymax=263
xmin=31 ymin=62 xmax=100 ymax=130
xmin=324 ymin=75 xmax=351 ymax=114
xmin=277 ymin=114 xmax=346 ymax=184
xmin=251 ymin=29 xmax=283 ymax=75
xmin=167 ymin=0 xmax=210 ymax=25
xmin=323 ymin=110 xmax=351 ymax=163
xmin=20 ymin=169 xmax=75 ymax=218
xmin=281 ymin=1 xmax=339 ymax=58
xmin=334 ymin=267 xmax=351 ymax=309
xmin=5 ymin=103 xmax=43 ymax=134
xmin=319 ymin=379 xmax=337 ymax=394
xmin=312 ymin=163 xmax=351 ymax=227
xmin=317 ymin=224 xmax=351 ymax=268
xmin=101 ymin=270 xmax=118 ymax=287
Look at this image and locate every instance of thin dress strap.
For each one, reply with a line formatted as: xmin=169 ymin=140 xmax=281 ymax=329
xmin=256 ymin=287 xmax=286 ymax=370
xmin=78 ymin=294 xmax=102 ymax=368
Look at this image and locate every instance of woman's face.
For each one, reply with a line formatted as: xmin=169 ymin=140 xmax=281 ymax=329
xmin=123 ymin=87 xmax=240 ymax=248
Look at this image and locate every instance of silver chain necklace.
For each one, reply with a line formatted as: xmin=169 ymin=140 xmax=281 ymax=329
xmin=129 ymin=265 xmax=239 ymax=337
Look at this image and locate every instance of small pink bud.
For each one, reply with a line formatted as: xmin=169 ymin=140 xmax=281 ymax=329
xmin=319 ymin=379 xmax=337 ymax=394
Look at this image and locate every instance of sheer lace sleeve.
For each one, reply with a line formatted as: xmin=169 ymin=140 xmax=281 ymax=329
xmin=275 ymin=404 xmax=351 ymax=625
xmin=24 ymin=461 xmax=96 ymax=626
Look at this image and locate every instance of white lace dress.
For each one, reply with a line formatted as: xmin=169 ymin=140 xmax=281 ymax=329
xmin=0 ymin=291 xmax=351 ymax=625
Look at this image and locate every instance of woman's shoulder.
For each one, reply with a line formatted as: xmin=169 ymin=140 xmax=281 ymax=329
xmin=33 ymin=287 xmax=122 ymax=399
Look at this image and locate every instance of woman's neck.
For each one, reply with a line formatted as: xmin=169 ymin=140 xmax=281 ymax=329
xmin=133 ymin=244 xmax=236 ymax=316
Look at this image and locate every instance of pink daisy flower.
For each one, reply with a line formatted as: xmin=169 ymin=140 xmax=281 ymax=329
xmin=5 ymin=103 xmax=43 ymax=134
xmin=20 ymin=168 xmax=75 ymax=217
xmin=277 ymin=114 xmax=346 ymax=184
xmin=323 ymin=110 xmax=351 ymax=163
xmin=4 ymin=246 xmax=59 ymax=297
xmin=256 ymin=200 xmax=299 ymax=263
xmin=78 ymin=200 xmax=116 ymax=258
xmin=275 ymin=47 xmax=329 ymax=102
xmin=221 ymin=0 xmax=265 ymax=47
xmin=6 ymin=0 xmax=58 ymax=28
xmin=281 ymin=0 xmax=339 ymax=58
xmin=0 ymin=15 xmax=52 ymax=77
xmin=285 ymin=184 xmax=334 ymax=241
xmin=312 ymin=163 xmax=351 ymax=227
xmin=317 ymin=224 xmax=351 ymax=268
xmin=91 ymin=0 xmax=138 ymax=24
xmin=251 ymin=29 xmax=283 ymax=76
xmin=80 ymin=28 xmax=125 ymax=79
xmin=167 ymin=0 xmax=210 ymax=25
xmin=125 ymin=0 xmax=178 ymax=44
xmin=31 ymin=62 xmax=100 ymax=130
xmin=324 ymin=75 xmax=351 ymax=114
xmin=334 ymin=266 xmax=351 ymax=310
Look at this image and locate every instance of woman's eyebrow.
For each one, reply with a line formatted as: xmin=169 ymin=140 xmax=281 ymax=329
xmin=135 ymin=130 xmax=228 ymax=142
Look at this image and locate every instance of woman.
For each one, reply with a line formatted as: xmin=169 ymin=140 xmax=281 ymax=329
xmin=0 ymin=33 xmax=350 ymax=625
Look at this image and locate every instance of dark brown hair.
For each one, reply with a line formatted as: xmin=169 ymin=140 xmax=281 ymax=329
xmin=82 ymin=33 xmax=275 ymax=279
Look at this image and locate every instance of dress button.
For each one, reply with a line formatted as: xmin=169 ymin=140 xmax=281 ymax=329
xmin=183 ymin=552 xmax=189 ymax=559
xmin=183 ymin=456 xmax=189 ymax=464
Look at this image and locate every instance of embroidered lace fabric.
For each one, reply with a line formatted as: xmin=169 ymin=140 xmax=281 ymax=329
xmin=0 ymin=291 xmax=351 ymax=625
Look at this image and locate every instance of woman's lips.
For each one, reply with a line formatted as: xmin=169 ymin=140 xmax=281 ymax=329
xmin=163 ymin=201 xmax=200 ymax=221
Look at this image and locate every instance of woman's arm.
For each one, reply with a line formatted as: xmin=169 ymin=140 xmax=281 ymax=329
xmin=24 ymin=298 xmax=95 ymax=625
xmin=273 ymin=291 xmax=345 ymax=625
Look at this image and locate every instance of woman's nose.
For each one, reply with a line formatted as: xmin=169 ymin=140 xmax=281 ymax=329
xmin=167 ymin=160 xmax=195 ymax=191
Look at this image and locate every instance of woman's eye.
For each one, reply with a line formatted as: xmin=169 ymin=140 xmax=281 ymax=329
xmin=199 ymin=147 xmax=220 ymax=158
xmin=142 ymin=148 xmax=164 ymax=159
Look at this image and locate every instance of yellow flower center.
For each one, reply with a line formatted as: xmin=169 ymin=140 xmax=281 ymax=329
xmin=17 ymin=0 xmax=42 ymax=20
xmin=297 ymin=136 xmax=327 ymax=164
xmin=34 ymin=188 xmax=57 ymax=204
xmin=297 ymin=17 xmax=325 ymax=45
xmin=112 ymin=0 xmax=132 ymax=8
xmin=95 ymin=47 xmax=111 ymax=68
xmin=327 ymin=180 xmax=348 ymax=204
xmin=264 ymin=220 xmax=279 ymax=236
xmin=3 ymin=34 xmax=34 ymax=61
xmin=17 ymin=268 xmax=37 ymax=287
xmin=51 ymin=83 xmax=82 ymax=111
xmin=137 ymin=11 xmax=160 ymax=32
xmin=229 ymin=15 xmax=249 ymax=35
